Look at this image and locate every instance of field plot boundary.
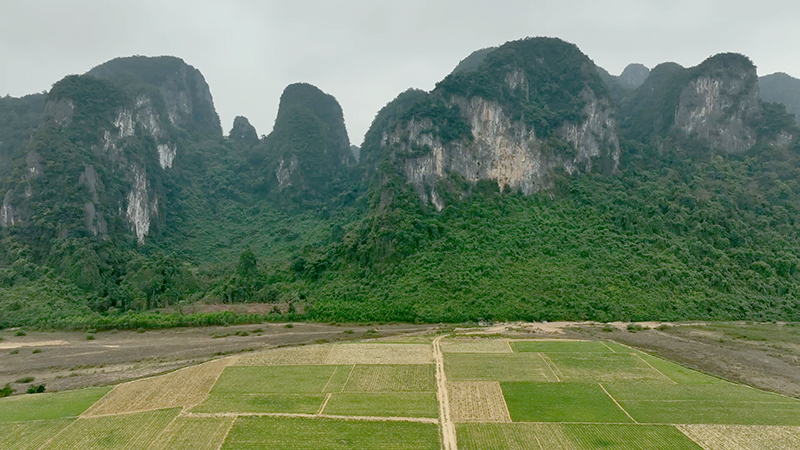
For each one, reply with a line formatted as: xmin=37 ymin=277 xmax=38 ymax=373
xmin=538 ymin=353 xmax=562 ymax=382
xmin=318 ymin=393 xmax=333 ymax=415
xmin=185 ymin=411 xmax=439 ymax=424
xmin=632 ymin=353 xmax=678 ymax=384
xmin=599 ymin=384 xmax=638 ymax=424
xmin=216 ymin=418 xmax=236 ymax=450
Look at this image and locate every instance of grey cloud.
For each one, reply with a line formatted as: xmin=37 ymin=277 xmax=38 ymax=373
xmin=1 ymin=0 xmax=798 ymax=144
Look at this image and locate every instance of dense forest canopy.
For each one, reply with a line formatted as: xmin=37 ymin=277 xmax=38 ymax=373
xmin=1 ymin=37 xmax=800 ymax=329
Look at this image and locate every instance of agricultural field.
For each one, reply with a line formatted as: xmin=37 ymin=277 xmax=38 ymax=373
xmin=3 ymin=334 xmax=800 ymax=449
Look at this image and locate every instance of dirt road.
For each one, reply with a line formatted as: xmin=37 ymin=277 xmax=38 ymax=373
xmin=433 ymin=336 xmax=457 ymax=450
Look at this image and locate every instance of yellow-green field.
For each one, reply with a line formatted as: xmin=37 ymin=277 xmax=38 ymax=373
xmin=2 ymin=337 xmax=800 ymax=449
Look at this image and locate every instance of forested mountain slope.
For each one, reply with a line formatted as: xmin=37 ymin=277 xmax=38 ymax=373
xmin=1 ymin=39 xmax=799 ymax=328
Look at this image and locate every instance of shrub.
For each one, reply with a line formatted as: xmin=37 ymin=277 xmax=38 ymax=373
xmin=627 ymin=323 xmax=644 ymax=332
xmin=32 ymin=349 xmax=42 ymax=354
xmin=15 ymin=377 xmax=34 ymax=384
xmin=86 ymin=334 xmax=95 ymax=340
xmin=0 ymin=384 xmax=13 ymax=398
xmin=15 ymin=330 xmax=26 ymax=336
xmin=26 ymin=384 xmax=46 ymax=394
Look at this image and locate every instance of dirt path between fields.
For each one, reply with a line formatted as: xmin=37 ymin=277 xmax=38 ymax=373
xmin=185 ymin=411 xmax=439 ymax=424
xmin=433 ymin=336 xmax=457 ymax=450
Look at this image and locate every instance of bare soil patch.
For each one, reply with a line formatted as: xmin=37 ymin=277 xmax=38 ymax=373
xmin=0 ymin=323 xmax=436 ymax=393
xmin=441 ymin=338 xmax=512 ymax=353
xmin=678 ymin=425 xmax=800 ymax=450
xmin=83 ymin=357 xmax=234 ymax=416
xmin=325 ymin=344 xmax=434 ymax=365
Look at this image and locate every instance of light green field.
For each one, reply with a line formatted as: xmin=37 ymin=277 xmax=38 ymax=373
xmin=511 ymin=341 xmax=613 ymax=353
xmin=221 ymin=416 xmax=441 ymax=450
xmin=343 ymin=365 xmax=435 ymax=392
xmin=39 ymin=409 xmax=179 ymax=450
xmin=0 ymin=419 xmax=73 ymax=450
xmin=444 ymin=353 xmax=557 ymax=382
xmin=191 ymin=393 xmax=325 ymax=414
xmin=323 ymin=393 xmax=438 ymax=418
xmin=634 ymin=353 xmax=723 ymax=384
xmin=548 ymin=353 xmax=664 ymax=382
xmin=457 ymin=423 xmax=703 ymax=450
xmin=147 ymin=416 xmax=234 ymax=450
xmin=606 ymin=383 xmax=800 ymax=425
xmin=0 ymin=387 xmax=111 ymax=423
xmin=501 ymin=382 xmax=633 ymax=423
xmin=564 ymin=424 xmax=703 ymax=449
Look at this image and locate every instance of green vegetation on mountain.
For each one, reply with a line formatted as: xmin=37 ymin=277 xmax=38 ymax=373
xmin=1 ymin=41 xmax=800 ymax=329
xmin=437 ymin=37 xmax=609 ymax=136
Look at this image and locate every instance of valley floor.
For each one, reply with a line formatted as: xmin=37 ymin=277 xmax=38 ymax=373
xmin=2 ymin=322 xmax=800 ymax=449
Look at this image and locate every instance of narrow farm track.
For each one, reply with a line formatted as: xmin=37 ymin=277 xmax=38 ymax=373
xmin=434 ymin=336 xmax=458 ymax=450
xmin=184 ymin=412 xmax=438 ymax=424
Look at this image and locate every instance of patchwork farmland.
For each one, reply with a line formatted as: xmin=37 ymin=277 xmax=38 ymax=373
xmin=2 ymin=336 xmax=800 ymax=449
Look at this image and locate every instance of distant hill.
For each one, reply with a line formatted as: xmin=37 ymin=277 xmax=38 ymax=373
xmin=760 ymin=72 xmax=800 ymax=120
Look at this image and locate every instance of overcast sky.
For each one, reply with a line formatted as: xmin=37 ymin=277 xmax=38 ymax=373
xmin=1 ymin=0 xmax=798 ymax=145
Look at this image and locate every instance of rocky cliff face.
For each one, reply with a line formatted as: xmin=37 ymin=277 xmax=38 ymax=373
xmin=0 ymin=55 xmax=220 ymax=243
xmin=372 ymin=38 xmax=620 ymax=210
xmin=620 ymin=54 xmax=763 ymax=154
xmin=673 ymin=54 xmax=761 ymax=154
xmin=87 ymin=56 xmax=221 ymax=136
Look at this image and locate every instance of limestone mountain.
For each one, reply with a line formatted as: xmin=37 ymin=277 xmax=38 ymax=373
xmin=619 ymin=54 xmax=770 ymax=154
xmin=229 ymin=116 xmax=259 ymax=145
xmin=87 ymin=56 xmax=222 ymax=136
xmin=617 ymin=63 xmax=650 ymax=89
xmin=1 ymin=56 xmax=224 ymax=251
xmin=3 ymin=39 xmax=800 ymax=329
xmin=256 ymin=83 xmax=356 ymax=205
xmin=363 ymin=37 xmax=620 ymax=211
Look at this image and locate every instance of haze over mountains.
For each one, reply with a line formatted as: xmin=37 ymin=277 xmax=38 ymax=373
xmin=1 ymin=37 xmax=800 ymax=328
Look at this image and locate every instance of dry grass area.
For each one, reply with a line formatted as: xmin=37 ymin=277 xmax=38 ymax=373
xmin=40 ymin=409 xmax=179 ymax=450
xmin=678 ymin=425 xmax=800 ymax=450
xmin=448 ymin=382 xmax=511 ymax=423
xmin=147 ymin=416 xmax=234 ymax=450
xmin=83 ymin=358 xmax=233 ymax=416
xmin=441 ymin=338 xmax=512 ymax=354
xmin=235 ymin=345 xmax=332 ymax=366
xmin=325 ymin=344 xmax=434 ymax=365
xmin=343 ymin=365 xmax=435 ymax=392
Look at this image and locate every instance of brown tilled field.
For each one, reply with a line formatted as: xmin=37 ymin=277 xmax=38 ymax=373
xmin=678 ymin=425 xmax=800 ymax=450
xmin=448 ymin=381 xmax=511 ymax=423
xmin=83 ymin=358 xmax=234 ymax=416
